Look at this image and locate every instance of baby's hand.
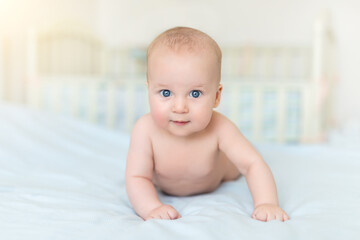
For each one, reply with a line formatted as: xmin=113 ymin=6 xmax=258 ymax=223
xmin=252 ymin=204 xmax=290 ymax=222
xmin=145 ymin=204 xmax=181 ymax=220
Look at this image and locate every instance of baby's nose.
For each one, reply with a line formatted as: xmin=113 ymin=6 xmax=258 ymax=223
xmin=172 ymin=98 xmax=189 ymax=114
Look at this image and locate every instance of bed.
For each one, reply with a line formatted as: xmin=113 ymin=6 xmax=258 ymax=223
xmin=1 ymin=102 xmax=359 ymax=239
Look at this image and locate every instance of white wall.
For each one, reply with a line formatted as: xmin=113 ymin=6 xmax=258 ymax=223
xmin=97 ymin=0 xmax=360 ymax=131
xmin=0 ymin=0 xmax=98 ymax=102
xmin=97 ymin=0 xmax=317 ymax=46
xmin=0 ymin=0 xmax=98 ymax=33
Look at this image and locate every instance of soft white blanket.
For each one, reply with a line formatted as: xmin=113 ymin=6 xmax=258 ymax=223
xmin=0 ymin=103 xmax=359 ymax=240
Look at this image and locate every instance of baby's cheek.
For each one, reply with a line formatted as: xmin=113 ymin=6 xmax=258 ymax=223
xmin=150 ymin=107 xmax=168 ymax=127
xmin=193 ymin=107 xmax=213 ymax=130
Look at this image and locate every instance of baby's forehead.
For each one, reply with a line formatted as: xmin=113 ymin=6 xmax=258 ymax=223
xmin=149 ymin=39 xmax=220 ymax=61
xmin=149 ymin=44 xmax=218 ymax=65
xmin=147 ymin=27 xmax=222 ymax=68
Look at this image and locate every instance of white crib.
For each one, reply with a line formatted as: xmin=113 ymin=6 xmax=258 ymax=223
xmin=2 ymin=14 xmax=336 ymax=143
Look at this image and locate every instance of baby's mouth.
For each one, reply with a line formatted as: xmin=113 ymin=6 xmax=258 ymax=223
xmin=171 ymin=120 xmax=190 ymax=126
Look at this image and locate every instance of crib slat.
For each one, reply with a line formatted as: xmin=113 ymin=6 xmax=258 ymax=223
xmin=253 ymin=88 xmax=263 ymax=142
xmin=276 ymin=87 xmax=286 ymax=143
xmin=300 ymin=84 xmax=311 ymax=142
xmin=107 ymin=82 xmax=116 ymax=128
xmin=229 ymin=83 xmax=239 ymax=123
xmin=125 ymin=82 xmax=135 ymax=131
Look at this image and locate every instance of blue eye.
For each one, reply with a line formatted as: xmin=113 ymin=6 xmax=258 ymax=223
xmin=190 ymin=90 xmax=202 ymax=98
xmin=160 ymin=89 xmax=171 ymax=97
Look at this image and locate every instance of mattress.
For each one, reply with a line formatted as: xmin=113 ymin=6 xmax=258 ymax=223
xmin=0 ymin=102 xmax=359 ymax=240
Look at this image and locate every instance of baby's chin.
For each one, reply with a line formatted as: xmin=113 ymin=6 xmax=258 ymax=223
xmin=165 ymin=124 xmax=209 ymax=138
xmin=168 ymin=130 xmax=194 ymax=138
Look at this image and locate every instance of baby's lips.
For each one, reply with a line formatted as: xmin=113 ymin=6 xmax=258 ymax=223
xmin=172 ymin=120 xmax=190 ymax=126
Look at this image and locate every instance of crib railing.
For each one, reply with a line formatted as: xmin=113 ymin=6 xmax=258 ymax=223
xmin=0 ymin=11 xmax=336 ymax=143
xmin=219 ymin=80 xmax=313 ymax=143
xmin=26 ymin=76 xmax=318 ymax=143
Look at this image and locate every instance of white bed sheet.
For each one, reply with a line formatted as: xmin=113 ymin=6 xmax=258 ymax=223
xmin=0 ymin=102 xmax=359 ymax=240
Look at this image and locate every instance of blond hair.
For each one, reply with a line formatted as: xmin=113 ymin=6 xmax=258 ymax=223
xmin=147 ymin=27 xmax=222 ymax=66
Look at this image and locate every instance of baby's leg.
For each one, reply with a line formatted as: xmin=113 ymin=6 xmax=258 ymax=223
xmin=220 ymin=151 xmax=241 ymax=182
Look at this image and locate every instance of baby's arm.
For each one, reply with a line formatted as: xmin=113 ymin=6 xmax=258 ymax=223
xmin=125 ymin=116 xmax=181 ymax=220
xmin=218 ymin=116 xmax=289 ymax=222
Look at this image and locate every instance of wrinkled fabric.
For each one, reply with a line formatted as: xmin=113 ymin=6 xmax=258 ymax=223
xmin=0 ymin=103 xmax=359 ymax=240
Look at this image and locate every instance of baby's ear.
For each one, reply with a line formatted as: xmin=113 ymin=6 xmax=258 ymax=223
xmin=214 ymin=84 xmax=223 ymax=108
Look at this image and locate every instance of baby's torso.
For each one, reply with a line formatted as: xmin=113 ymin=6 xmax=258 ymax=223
xmin=150 ymin=126 xmax=226 ymax=196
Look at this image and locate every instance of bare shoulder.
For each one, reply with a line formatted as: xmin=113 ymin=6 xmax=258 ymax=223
xmin=211 ymin=111 xmax=246 ymax=148
xmin=211 ymin=111 xmax=239 ymax=133
xmin=128 ymin=114 xmax=154 ymax=152
xmin=131 ymin=113 xmax=154 ymax=136
xmin=212 ymin=111 xmax=262 ymax=173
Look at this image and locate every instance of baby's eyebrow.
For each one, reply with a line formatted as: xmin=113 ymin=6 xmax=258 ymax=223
xmin=153 ymin=82 xmax=207 ymax=89
xmin=190 ymin=84 xmax=208 ymax=89
xmin=154 ymin=83 xmax=169 ymax=88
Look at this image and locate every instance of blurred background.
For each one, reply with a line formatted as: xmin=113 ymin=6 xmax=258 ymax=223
xmin=0 ymin=0 xmax=359 ymax=145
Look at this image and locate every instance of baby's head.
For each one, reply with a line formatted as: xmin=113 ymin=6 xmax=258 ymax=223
xmin=146 ymin=27 xmax=223 ymax=137
xmin=147 ymin=26 xmax=222 ymax=82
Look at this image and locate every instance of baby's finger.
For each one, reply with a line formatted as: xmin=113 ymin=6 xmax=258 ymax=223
xmin=160 ymin=212 xmax=171 ymax=220
xmin=168 ymin=209 xmax=181 ymax=220
xmin=283 ymin=213 xmax=290 ymax=221
xmin=255 ymin=211 xmax=267 ymax=222
xmin=275 ymin=212 xmax=283 ymax=221
xmin=153 ymin=214 xmax=162 ymax=220
xmin=266 ymin=213 xmax=275 ymax=222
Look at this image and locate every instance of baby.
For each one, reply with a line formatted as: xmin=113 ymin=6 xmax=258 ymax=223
xmin=125 ymin=27 xmax=289 ymax=222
